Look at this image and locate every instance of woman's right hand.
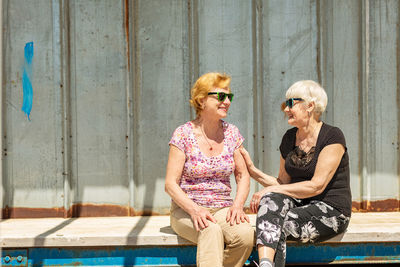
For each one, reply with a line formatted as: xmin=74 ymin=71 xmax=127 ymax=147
xmin=190 ymin=206 xmax=217 ymax=231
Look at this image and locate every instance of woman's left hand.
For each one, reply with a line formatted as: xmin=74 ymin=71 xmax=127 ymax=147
xmin=250 ymin=186 xmax=279 ymax=213
xmin=226 ymin=205 xmax=249 ymax=226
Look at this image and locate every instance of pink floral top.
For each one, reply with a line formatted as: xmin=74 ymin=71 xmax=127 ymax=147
xmin=169 ymin=120 xmax=244 ymax=208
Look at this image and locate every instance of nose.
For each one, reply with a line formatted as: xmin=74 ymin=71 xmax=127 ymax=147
xmin=223 ymin=97 xmax=231 ymax=105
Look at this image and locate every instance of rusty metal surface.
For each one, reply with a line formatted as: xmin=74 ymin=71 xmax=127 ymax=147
xmin=1 ymin=204 xmax=170 ymax=218
xmin=1 ymin=0 xmax=400 ymax=217
xmin=3 ymin=202 xmax=400 ymax=219
xmin=352 ymin=199 xmax=400 ymax=212
xmin=1 ymin=244 xmax=400 ymax=266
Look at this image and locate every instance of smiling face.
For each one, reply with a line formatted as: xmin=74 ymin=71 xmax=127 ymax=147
xmin=201 ymin=87 xmax=231 ymax=119
xmin=284 ymin=99 xmax=311 ymax=127
xmin=283 ymin=80 xmax=328 ymax=124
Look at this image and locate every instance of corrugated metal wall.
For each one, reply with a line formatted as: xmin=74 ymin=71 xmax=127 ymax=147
xmin=1 ymin=0 xmax=399 ymax=218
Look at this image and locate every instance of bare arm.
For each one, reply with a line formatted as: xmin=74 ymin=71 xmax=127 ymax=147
xmin=250 ymin=155 xmax=291 ymax=212
xmin=277 ymin=155 xmax=291 ymax=184
xmin=164 ymin=145 xmax=216 ymax=230
xmin=261 ymin=144 xmax=345 ymax=199
xmin=239 ymin=147 xmax=280 ymax=187
xmin=226 ymin=146 xmax=251 ymax=224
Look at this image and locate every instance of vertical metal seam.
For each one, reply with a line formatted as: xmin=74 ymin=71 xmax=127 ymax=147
xmin=259 ymin=0 xmax=266 ymax=178
xmin=251 ymin=0 xmax=257 ymax=171
xmin=361 ymin=0 xmax=370 ymax=210
xmin=131 ymin=0 xmax=140 ymax=214
xmin=316 ymin=0 xmax=322 ymax=85
xmin=123 ymin=0 xmax=131 ymax=215
xmin=69 ymin=0 xmax=78 ymax=215
xmin=52 ymin=0 xmax=69 ymax=217
xmin=329 ymin=1 xmax=334 ymax=124
xmin=357 ymin=0 xmax=363 ymax=210
xmin=2 ymin=0 xmax=11 ymax=218
xmin=251 ymin=0 xmax=261 ymax=191
xmin=124 ymin=0 xmax=134 ymax=216
xmin=61 ymin=0 xmax=72 ymax=218
xmin=0 ymin=0 xmax=3 ymax=218
xmin=188 ymin=0 xmax=198 ymax=120
xmin=258 ymin=0 xmax=264 ymax=190
xmin=397 ymin=0 xmax=400 ymax=209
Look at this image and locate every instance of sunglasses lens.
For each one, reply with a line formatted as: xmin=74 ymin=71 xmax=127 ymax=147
xmin=285 ymin=99 xmax=293 ymax=108
xmin=213 ymin=92 xmax=234 ymax=102
xmin=216 ymin=93 xmax=225 ymax=102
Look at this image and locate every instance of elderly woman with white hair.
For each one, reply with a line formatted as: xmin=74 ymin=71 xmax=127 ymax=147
xmin=240 ymin=80 xmax=351 ymax=267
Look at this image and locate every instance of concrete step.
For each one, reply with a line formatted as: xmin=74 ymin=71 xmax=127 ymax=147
xmin=1 ymin=212 xmax=400 ymax=248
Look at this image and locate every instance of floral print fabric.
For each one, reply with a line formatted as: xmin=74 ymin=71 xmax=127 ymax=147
xmin=169 ymin=120 xmax=244 ymax=208
xmin=256 ymin=192 xmax=350 ymax=267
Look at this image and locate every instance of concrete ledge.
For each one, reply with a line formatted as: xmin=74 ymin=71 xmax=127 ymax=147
xmin=1 ymin=212 xmax=400 ymax=248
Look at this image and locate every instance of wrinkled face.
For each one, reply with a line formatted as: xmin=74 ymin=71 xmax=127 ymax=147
xmin=201 ymin=87 xmax=231 ymax=118
xmin=284 ymin=98 xmax=309 ymax=126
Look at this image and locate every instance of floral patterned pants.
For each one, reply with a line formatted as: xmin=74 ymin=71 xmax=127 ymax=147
xmin=256 ymin=192 xmax=350 ymax=267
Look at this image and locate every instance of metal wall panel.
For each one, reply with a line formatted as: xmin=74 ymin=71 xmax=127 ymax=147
xmin=362 ymin=0 xmax=399 ymax=209
xmin=69 ymin=0 xmax=130 ymax=215
xmin=196 ymin=0 xmax=256 ymax=205
xmin=259 ymin=0 xmax=319 ymax=179
xmin=319 ymin=0 xmax=363 ymax=206
xmin=1 ymin=0 xmax=399 ymax=217
xmin=3 ymin=0 xmax=64 ymax=215
xmin=132 ymin=0 xmax=191 ymax=214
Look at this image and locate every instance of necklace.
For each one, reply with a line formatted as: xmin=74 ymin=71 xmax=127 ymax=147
xmin=200 ymin=126 xmax=214 ymax=150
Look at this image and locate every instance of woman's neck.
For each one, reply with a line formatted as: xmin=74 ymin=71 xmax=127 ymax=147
xmin=296 ymin=119 xmax=322 ymax=140
xmin=194 ymin=116 xmax=222 ymax=138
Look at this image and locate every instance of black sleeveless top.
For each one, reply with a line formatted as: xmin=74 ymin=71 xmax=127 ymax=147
xmin=279 ymin=123 xmax=352 ymax=216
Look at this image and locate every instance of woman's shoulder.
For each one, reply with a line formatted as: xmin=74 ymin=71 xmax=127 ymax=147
xmin=320 ymin=123 xmax=346 ymax=146
xmin=223 ymin=120 xmax=238 ymax=130
xmin=286 ymin=126 xmax=297 ymax=134
xmin=321 ymin=123 xmax=345 ymax=137
xmin=282 ymin=127 xmax=297 ymax=139
xmin=223 ymin=121 xmax=242 ymax=136
xmin=171 ymin=121 xmax=193 ymax=139
xmin=174 ymin=121 xmax=192 ymax=132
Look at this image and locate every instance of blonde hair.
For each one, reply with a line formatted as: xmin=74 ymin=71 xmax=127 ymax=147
xmin=285 ymin=80 xmax=328 ymax=116
xmin=190 ymin=72 xmax=231 ymax=115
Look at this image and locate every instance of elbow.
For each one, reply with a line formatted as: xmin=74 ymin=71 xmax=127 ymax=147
xmin=236 ymin=172 xmax=250 ymax=185
xmin=165 ymin=182 xmax=173 ymax=196
xmin=311 ymin=182 xmax=325 ymax=196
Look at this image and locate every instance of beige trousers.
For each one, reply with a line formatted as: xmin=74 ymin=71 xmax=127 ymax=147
xmin=170 ymin=202 xmax=255 ymax=267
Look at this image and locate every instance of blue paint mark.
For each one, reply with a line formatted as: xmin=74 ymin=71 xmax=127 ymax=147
xmin=5 ymin=243 xmax=397 ymax=266
xmin=22 ymin=42 xmax=34 ymax=120
xmin=26 ymin=246 xmax=197 ymax=266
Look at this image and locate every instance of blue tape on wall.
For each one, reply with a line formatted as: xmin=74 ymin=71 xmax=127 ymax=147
xmin=22 ymin=42 xmax=34 ymax=120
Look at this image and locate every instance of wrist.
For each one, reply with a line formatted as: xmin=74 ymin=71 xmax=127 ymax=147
xmin=187 ymin=203 xmax=201 ymax=215
xmin=232 ymin=201 xmax=244 ymax=209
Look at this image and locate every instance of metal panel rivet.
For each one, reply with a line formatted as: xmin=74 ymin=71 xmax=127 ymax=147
xmin=4 ymin=255 xmax=11 ymax=263
xmin=17 ymin=255 xmax=23 ymax=262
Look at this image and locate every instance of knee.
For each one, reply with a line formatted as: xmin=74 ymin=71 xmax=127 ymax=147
xmin=230 ymin=224 xmax=255 ymax=248
xmin=200 ymin=222 xmax=222 ymax=236
xmin=241 ymin=226 xmax=256 ymax=248
xmin=263 ymin=192 xmax=289 ymax=201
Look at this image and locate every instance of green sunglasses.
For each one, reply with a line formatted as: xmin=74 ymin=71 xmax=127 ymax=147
xmin=208 ymin=92 xmax=234 ymax=102
xmin=285 ymin=98 xmax=304 ymax=108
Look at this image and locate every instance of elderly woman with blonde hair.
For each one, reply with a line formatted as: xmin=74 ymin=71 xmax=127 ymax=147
xmin=240 ymin=80 xmax=352 ymax=267
xmin=165 ymin=72 xmax=255 ymax=267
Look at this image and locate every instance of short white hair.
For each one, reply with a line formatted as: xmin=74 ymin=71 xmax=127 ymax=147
xmin=285 ymin=80 xmax=328 ymax=115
